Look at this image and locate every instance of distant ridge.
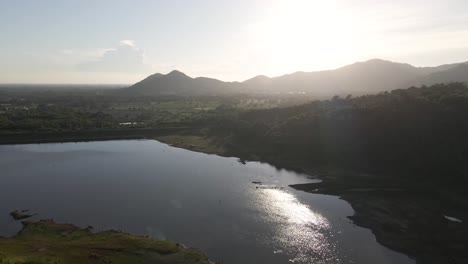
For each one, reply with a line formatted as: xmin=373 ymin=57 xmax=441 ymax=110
xmin=126 ymin=70 xmax=237 ymax=96
xmin=125 ymin=59 xmax=468 ymax=97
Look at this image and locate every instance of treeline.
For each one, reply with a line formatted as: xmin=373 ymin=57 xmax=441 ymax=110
xmin=208 ymin=83 xmax=468 ymax=187
xmin=2 ymin=82 xmax=468 ymax=187
xmin=0 ymin=106 xmax=117 ymax=132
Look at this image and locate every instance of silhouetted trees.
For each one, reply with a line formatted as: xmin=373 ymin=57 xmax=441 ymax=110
xmin=209 ymin=83 xmax=468 ymax=187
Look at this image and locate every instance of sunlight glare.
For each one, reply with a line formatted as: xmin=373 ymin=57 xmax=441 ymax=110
xmin=258 ymin=188 xmax=339 ymax=264
xmin=250 ymin=0 xmax=366 ymax=74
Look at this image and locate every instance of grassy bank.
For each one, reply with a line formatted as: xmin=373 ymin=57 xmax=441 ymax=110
xmin=155 ymin=134 xmax=225 ymax=156
xmin=0 ymin=219 xmax=213 ymax=264
xmin=154 ymin=132 xmax=318 ymax=174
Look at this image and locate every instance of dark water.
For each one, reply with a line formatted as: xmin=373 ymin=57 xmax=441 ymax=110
xmin=0 ymin=140 xmax=413 ymax=264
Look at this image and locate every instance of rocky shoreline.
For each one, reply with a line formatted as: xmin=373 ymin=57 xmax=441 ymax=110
xmin=291 ymin=177 xmax=468 ymax=264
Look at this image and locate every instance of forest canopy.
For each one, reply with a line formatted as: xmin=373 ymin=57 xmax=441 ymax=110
xmin=208 ymin=83 xmax=468 ymax=186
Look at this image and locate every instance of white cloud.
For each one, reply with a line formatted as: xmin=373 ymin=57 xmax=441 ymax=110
xmin=77 ymin=41 xmax=149 ymax=73
xmin=119 ymin=39 xmax=136 ymax=47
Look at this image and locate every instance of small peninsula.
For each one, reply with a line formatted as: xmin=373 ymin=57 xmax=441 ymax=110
xmin=0 ymin=219 xmax=213 ymax=264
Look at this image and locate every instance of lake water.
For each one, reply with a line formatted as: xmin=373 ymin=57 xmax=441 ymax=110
xmin=0 ymin=140 xmax=414 ymax=264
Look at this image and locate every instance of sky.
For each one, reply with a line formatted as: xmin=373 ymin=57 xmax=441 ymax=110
xmin=1 ymin=0 xmax=468 ymax=84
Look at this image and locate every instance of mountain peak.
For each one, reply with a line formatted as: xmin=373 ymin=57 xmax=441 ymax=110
xmin=244 ymin=75 xmax=271 ymax=85
xmin=365 ymin=58 xmax=392 ymax=64
xmin=166 ymin=70 xmax=190 ymax=78
xmin=341 ymin=58 xmax=416 ymax=72
xmin=356 ymin=59 xmax=408 ymax=67
xmin=126 ymin=59 xmax=468 ymax=96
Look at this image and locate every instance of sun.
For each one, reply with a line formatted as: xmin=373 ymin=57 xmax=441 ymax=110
xmin=250 ymin=0 xmax=365 ymax=75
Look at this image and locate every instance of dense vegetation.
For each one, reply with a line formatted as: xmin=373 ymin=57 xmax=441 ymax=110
xmin=0 ymin=87 xmax=310 ymax=132
xmin=208 ymin=83 xmax=468 ymax=188
xmin=2 ymin=82 xmax=467 ymax=187
xmin=0 ymin=107 xmax=117 ymax=131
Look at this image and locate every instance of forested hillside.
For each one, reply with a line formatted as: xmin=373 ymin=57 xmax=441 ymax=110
xmin=210 ymin=83 xmax=468 ymax=187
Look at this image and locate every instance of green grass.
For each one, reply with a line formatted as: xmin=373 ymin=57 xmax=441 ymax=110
xmin=155 ymin=134 xmax=225 ymax=156
xmin=0 ymin=220 xmax=212 ymax=264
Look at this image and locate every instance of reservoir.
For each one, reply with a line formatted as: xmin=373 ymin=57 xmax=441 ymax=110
xmin=0 ymin=140 xmax=414 ymax=264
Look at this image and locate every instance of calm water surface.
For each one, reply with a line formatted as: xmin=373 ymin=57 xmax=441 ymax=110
xmin=0 ymin=140 xmax=414 ymax=264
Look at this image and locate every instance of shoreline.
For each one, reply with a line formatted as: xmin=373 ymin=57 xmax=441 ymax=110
xmin=0 ymin=127 xmax=193 ymax=145
xmin=0 ymin=218 xmax=214 ymax=264
xmin=2 ymin=131 xmax=468 ymax=263
xmin=291 ymin=179 xmax=468 ymax=264
xmin=119 ymin=133 xmax=468 ymax=264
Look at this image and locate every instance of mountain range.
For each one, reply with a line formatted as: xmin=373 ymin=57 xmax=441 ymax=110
xmin=125 ymin=59 xmax=468 ymax=97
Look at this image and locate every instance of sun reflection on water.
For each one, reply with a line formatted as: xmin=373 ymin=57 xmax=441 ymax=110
xmin=257 ymin=188 xmax=340 ymax=264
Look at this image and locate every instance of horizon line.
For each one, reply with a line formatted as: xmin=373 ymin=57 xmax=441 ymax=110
xmin=1 ymin=57 xmax=468 ymax=86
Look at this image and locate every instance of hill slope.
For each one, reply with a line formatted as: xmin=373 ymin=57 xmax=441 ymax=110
xmin=209 ymin=82 xmax=468 ymax=181
xmin=125 ymin=59 xmax=468 ymax=97
xmin=126 ymin=70 xmax=239 ymax=96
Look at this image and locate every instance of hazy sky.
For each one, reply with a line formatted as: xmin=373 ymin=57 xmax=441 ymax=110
xmin=1 ymin=0 xmax=468 ymax=84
